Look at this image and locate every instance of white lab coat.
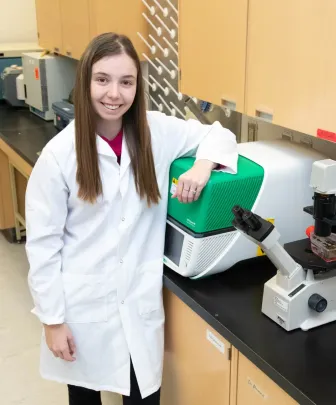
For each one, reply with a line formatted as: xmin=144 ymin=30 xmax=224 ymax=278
xmin=25 ymin=111 xmax=238 ymax=398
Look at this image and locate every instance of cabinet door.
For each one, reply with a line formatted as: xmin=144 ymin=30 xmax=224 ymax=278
xmin=236 ymin=353 xmax=298 ymax=405
xmin=59 ymin=0 xmax=91 ymax=59
xmin=0 ymin=148 xmax=14 ymax=230
xmin=178 ymin=0 xmax=248 ymax=112
xmin=89 ymin=0 xmax=148 ymax=59
xmin=161 ymin=289 xmax=231 ymax=405
xmin=0 ymin=140 xmax=32 ymax=230
xmin=35 ymin=0 xmax=63 ymax=52
xmin=246 ymin=0 xmax=336 ymax=137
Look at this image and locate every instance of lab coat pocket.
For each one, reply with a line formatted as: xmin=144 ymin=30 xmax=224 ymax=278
xmin=139 ymin=302 xmax=162 ymax=317
xmin=138 ymin=293 xmax=165 ymax=371
xmin=62 ymin=273 xmax=108 ymax=323
xmin=138 ymin=297 xmax=165 ymax=344
xmin=138 ymin=259 xmax=164 ymax=317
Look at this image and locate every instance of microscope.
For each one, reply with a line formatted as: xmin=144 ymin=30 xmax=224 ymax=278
xmin=232 ymin=159 xmax=336 ymax=331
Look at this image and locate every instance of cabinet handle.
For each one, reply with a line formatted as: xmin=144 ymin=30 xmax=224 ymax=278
xmin=226 ymin=347 xmax=232 ymax=361
xmin=66 ymin=51 xmax=72 ymax=57
xmin=54 ymin=47 xmax=60 ymax=53
xmin=221 ymin=98 xmax=237 ymax=111
xmin=256 ymin=108 xmax=273 ymax=123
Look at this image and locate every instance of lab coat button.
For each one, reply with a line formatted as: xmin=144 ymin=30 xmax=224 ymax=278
xmin=121 ymin=300 xmax=124 ymax=304
xmin=120 ymin=259 xmax=123 ymax=264
xmin=121 ymin=217 xmax=125 ymax=221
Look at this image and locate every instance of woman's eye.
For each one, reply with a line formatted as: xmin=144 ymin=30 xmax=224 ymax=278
xmin=122 ymin=80 xmax=133 ymax=86
xmin=97 ymin=77 xmax=107 ymax=84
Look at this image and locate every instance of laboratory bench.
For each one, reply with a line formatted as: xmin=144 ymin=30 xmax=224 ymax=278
xmin=0 ymin=103 xmax=57 ymax=242
xmin=1 ymin=104 xmax=336 ymax=405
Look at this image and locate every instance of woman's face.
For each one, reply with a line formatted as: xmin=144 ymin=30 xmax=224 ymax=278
xmin=91 ymin=53 xmax=137 ymax=123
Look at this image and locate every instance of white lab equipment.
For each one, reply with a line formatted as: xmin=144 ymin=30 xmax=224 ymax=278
xmin=16 ymin=73 xmax=25 ymax=100
xmin=232 ymin=160 xmax=336 ymax=331
xmin=0 ymin=42 xmax=42 ymax=101
xmin=22 ymin=52 xmax=77 ymax=121
xmin=1 ymin=65 xmax=25 ymax=107
xmin=164 ymin=140 xmax=326 ymax=279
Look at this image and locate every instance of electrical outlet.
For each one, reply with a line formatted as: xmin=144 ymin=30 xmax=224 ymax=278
xmin=282 ymin=129 xmax=293 ymax=141
xmin=247 ymin=120 xmax=258 ymax=142
xmin=300 ymin=135 xmax=313 ymax=147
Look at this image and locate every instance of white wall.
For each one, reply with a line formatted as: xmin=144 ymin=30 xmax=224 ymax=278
xmin=0 ymin=0 xmax=38 ymax=43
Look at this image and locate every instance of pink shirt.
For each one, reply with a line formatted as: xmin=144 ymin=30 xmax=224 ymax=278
xmin=100 ymin=129 xmax=123 ymax=164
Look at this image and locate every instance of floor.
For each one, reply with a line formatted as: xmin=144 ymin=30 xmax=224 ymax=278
xmin=0 ymin=233 xmax=121 ymax=405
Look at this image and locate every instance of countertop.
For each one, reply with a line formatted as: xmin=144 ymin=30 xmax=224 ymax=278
xmin=0 ymin=103 xmax=57 ymax=167
xmin=164 ymin=259 xmax=336 ymax=405
xmin=1 ymin=104 xmax=336 ymax=405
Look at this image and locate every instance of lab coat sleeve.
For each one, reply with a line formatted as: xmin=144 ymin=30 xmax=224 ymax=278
xmin=25 ymin=147 xmax=68 ymax=325
xmin=150 ymin=111 xmax=238 ymax=174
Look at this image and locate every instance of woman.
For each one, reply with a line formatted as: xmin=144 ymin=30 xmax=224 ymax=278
xmin=25 ymin=32 xmax=238 ymax=405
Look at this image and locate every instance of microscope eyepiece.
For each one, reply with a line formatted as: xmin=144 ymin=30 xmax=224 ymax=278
xmin=242 ymin=211 xmax=262 ymax=231
xmin=232 ymin=205 xmax=244 ymax=219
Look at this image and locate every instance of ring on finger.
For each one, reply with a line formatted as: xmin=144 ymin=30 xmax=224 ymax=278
xmin=190 ymin=189 xmax=197 ymax=194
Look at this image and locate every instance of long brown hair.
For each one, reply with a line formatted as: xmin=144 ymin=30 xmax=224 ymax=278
xmin=73 ymin=32 xmax=161 ymax=206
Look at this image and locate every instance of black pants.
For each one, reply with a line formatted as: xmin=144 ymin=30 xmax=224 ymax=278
xmin=68 ymin=361 xmax=160 ymax=405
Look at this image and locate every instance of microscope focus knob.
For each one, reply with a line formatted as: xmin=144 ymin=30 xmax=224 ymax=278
xmin=308 ymin=294 xmax=328 ymax=313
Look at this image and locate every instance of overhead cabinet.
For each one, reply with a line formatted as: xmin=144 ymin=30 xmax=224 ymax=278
xmin=245 ymin=0 xmax=336 ymax=137
xmin=35 ymin=0 xmax=149 ymax=60
xmin=178 ymin=0 xmax=249 ymax=112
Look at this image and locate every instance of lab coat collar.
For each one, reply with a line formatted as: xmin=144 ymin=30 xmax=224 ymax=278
xmin=71 ymin=127 xmax=131 ymax=179
xmin=119 ymin=133 xmax=131 ymax=179
xmin=96 ymin=128 xmax=131 ymax=180
xmin=96 ymin=134 xmax=115 ymax=157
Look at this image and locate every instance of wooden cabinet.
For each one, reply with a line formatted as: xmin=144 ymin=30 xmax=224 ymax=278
xmin=0 ymin=148 xmax=14 ymax=230
xmin=246 ymin=0 xmax=336 ymax=137
xmin=35 ymin=0 xmax=63 ymax=52
xmin=161 ymin=289 xmax=232 ymax=405
xmin=178 ymin=0 xmax=336 ymax=137
xmin=89 ymin=0 xmax=148 ymax=59
xmin=162 ymin=288 xmax=299 ymax=405
xmin=35 ymin=0 xmax=148 ymax=60
xmin=59 ymin=0 xmax=91 ymax=60
xmin=0 ymin=139 xmax=32 ymax=236
xmin=236 ymin=353 xmax=298 ymax=404
xmin=178 ymin=0 xmax=248 ymax=112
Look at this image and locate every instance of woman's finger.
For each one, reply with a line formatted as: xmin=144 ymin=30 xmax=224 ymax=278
xmin=56 ymin=350 xmax=64 ymax=360
xmin=68 ymin=336 xmax=76 ymax=357
xmin=181 ymin=185 xmax=190 ymax=203
xmin=193 ymin=186 xmax=203 ymax=202
xmin=175 ymin=178 xmax=185 ymax=201
xmin=62 ymin=347 xmax=75 ymax=362
xmin=187 ymin=186 xmax=198 ymax=203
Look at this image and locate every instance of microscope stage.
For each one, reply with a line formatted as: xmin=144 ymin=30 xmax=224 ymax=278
xmin=285 ymin=238 xmax=336 ymax=274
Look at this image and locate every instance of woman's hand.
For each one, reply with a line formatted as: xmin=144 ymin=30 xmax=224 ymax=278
xmin=172 ymin=159 xmax=217 ymax=203
xmin=44 ymin=323 xmax=76 ymax=362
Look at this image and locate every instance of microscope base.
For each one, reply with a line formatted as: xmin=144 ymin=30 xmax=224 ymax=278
xmin=262 ymin=271 xmax=336 ymax=331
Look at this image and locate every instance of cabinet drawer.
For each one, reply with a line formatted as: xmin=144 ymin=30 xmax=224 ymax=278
xmin=236 ymin=353 xmax=298 ymax=405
